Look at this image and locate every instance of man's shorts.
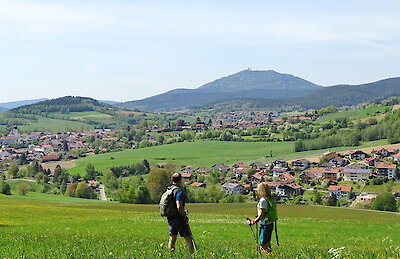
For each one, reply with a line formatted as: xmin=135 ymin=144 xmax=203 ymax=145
xmin=259 ymin=223 xmax=274 ymax=245
xmin=167 ymin=217 xmax=192 ymax=237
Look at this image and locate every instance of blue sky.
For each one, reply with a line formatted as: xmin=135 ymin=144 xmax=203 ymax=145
xmin=1 ymin=0 xmax=400 ymax=102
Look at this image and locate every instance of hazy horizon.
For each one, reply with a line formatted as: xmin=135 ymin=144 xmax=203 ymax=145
xmin=1 ymin=0 xmax=400 ymax=103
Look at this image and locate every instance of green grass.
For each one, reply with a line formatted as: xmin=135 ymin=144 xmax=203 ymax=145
xmin=69 ymin=141 xmax=294 ymax=175
xmin=316 ymin=105 xmax=392 ymax=123
xmin=68 ymin=139 xmax=388 ymax=176
xmin=0 ymin=195 xmax=399 ymax=258
xmin=17 ymin=115 xmax=94 ymax=132
xmin=6 ymin=179 xmax=42 ymax=192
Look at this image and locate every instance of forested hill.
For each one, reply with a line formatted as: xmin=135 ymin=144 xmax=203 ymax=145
xmin=10 ymin=96 xmax=119 ymax=114
xmin=203 ymin=77 xmax=400 ymax=111
xmin=121 ymin=70 xmax=322 ymax=112
xmin=0 ymin=107 xmax=7 ymax=113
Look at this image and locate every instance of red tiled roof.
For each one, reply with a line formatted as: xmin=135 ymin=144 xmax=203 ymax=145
xmin=375 ymin=162 xmax=396 ymax=169
xmin=328 ymin=185 xmax=352 ymax=192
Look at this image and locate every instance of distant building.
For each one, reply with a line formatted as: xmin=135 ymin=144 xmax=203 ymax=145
xmin=375 ymin=162 xmax=396 ymax=178
xmin=349 ymin=150 xmax=367 ymax=160
xmin=328 ymin=185 xmax=352 ymax=199
xmin=271 ymin=167 xmax=289 ymax=177
xmin=221 ymin=183 xmax=243 ymax=195
xmin=339 ymin=166 xmax=371 ymax=181
xmin=291 ymin=159 xmax=310 ymax=170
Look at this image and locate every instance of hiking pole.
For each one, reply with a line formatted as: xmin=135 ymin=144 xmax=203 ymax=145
xmin=246 ymin=217 xmax=261 ymax=256
xmin=275 ymin=220 xmax=280 ymax=246
xmin=186 ymin=210 xmax=198 ymax=254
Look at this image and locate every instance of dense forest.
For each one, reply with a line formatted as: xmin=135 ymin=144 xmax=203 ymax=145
xmin=11 ymin=96 xmax=117 ymax=114
xmin=201 ymin=77 xmax=400 ymax=112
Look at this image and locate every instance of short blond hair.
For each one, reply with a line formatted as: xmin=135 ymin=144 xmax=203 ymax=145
xmin=257 ymin=182 xmax=272 ymax=199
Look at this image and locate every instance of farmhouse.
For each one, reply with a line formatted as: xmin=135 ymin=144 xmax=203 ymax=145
xmin=270 ymin=159 xmax=288 ymax=168
xmin=328 ymin=185 xmax=352 ymax=199
xmin=38 ymin=155 xmax=61 ymax=163
xmin=276 ymin=183 xmax=303 ymax=197
xmin=349 ymin=150 xmax=367 ymax=160
xmin=211 ymin=163 xmax=230 ymax=173
xmin=322 ymin=168 xmax=339 ymax=182
xmin=308 ymin=167 xmax=326 ymax=178
xmin=221 ymin=183 xmax=243 ymax=195
xmin=271 ymin=167 xmax=289 ymax=177
xmin=322 ymin=151 xmax=339 ymax=159
xmin=196 ymin=166 xmax=210 ymax=174
xmin=279 ymin=173 xmax=296 ymax=184
xmin=364 ymin=157 xmax=376 ymax=167
xmin=291 ymin=158 xmax=310 ymax=170
xmin=299 ymin=171 xmax=317 ymax=184
xmin=372 ymin=147 xmax=396 ymax=159
xmin=250 ymin=162 xmax=267 ymax=171
xmin=329 ymin=157 xmax=345 ymax=167
xmin=375 ymin=162 xmax=396 ymax=178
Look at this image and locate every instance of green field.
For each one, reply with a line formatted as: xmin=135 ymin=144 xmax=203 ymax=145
xmin=316 ymin=105 xmax=392 ymax=123
xmin=17 ymin=115 xmax=94 ymax=132
xmin=1 ymin=194 xmax=399 ymax=258
xmin=68 ymin=139 xmax=388 ymax=175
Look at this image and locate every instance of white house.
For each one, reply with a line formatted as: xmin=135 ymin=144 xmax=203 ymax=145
xmin=375 ymin=162 xmax=396 ymax=178
xmin=348 ymin=150 xmax=367 ymax=160
xmin=221 ymin=183 xmax=243 ymax=195
xmin=271 ymin=167 xmax=289 ymax=177
xmin=339 ymin=166 xmax=371 ymax=181
xmin=328 ymin=185 xmax=352 ymax=199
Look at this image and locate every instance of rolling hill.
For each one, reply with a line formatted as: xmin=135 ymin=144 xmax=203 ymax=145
xmin=121 ymin=70 xmax=400 ymax=112
xmin=0 ymin=96 xmax=133 ymax=132
xmin=204 ymin=77 xmax=400 ymax=111
xmin=121 ymin=70 xmax=322 ymax=112
xmin=0 ymin=107 xmax=7 ymax=113
xmin=0 ymin=98 xmax=48 ymax=110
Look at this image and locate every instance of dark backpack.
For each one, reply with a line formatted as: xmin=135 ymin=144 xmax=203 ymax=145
xmin=159 ymin=185 xmax=180 ymax=217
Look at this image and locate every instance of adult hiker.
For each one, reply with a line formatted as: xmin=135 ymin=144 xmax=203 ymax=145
xmin=247 ymin=182 xmax=278 ymax=254
xmin=160 ymin=172 xmax=195 ymax=253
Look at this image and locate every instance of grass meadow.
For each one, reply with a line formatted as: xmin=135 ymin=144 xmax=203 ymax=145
xmin=1 ymin=195 xmax=399 ymax=258
xmin=68 ymin=139 xmax=388 ymax=176
xmin=315 ymin=105 xmax=392 ymax=123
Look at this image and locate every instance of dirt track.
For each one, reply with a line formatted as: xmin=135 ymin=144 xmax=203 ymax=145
xmin=41 ymin=160 xmax=77 ymax=172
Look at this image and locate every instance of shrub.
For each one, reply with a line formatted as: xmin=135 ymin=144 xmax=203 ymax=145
xmin=371 ymin=193 xmax=398 ymax=212
xmin=0 ymin=178 xmax=11 ymax=195
xmin=16 ymin=182 xmax=31 ymax=196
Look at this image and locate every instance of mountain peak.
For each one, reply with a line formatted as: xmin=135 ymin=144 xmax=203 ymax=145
xmin=122 ymin=70 xmax=322 ymax=112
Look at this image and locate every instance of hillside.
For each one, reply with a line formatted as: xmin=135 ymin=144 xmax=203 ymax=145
xmin=11 ymin=96 xmax=117 ymax=114
xmin=0 ymin=98 xmax=48 ymax=110
xmin=1 ymin=196 xmax=399 ymax=258
xmin=0 ymin=96 xmax=137 ymax=132
xmin=121 ymin=70 xmax=322 ymax=112
xmin=205 ymin=77 xmax=400 ymax=111
xmin=0 ymin=107 xmax=7 ymax=113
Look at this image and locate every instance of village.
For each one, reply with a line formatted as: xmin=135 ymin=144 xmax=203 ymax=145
xmin=180 ymin=147 xmax=400 ymax=207
xmin=1 ymin=107 xmax=400 ymax=208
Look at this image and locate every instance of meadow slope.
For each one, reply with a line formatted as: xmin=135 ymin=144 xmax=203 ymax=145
xmin=68 ymin=139 xmax=388 ymax=175
xmin=0 ymin=195 xmax=399 ymax=258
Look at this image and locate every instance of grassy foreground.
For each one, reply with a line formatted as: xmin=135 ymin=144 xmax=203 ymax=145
xmin=1 ymin=195 xmax=400 ymax=258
